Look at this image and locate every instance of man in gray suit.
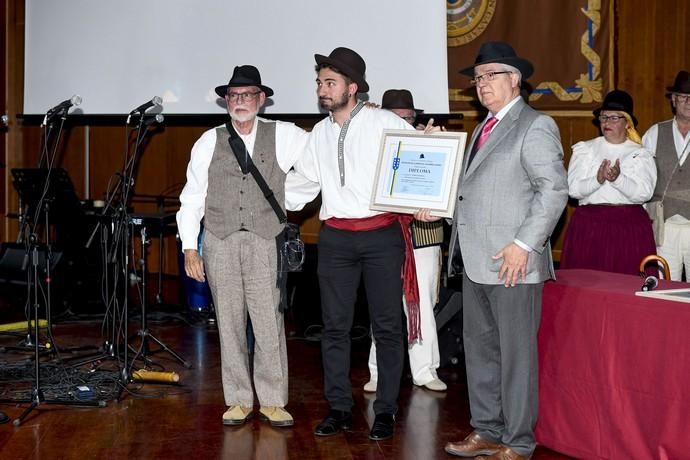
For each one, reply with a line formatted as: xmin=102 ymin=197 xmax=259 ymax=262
xmin=417 ymin=42 xmax=568 ymax=459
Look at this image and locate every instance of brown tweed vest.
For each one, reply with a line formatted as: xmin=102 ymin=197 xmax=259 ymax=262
xmin=204 ymin=120 xmax=285 ymax=240
xmin=651 ymin=120 xmax=690 ymax=220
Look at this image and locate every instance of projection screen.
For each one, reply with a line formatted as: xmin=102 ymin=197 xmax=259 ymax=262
xmin=24 ymin=0 xmax=449 ymax=115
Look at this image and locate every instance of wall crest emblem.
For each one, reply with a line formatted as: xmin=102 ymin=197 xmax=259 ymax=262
xmin=447 ymin=0 xmax=496 ymax=47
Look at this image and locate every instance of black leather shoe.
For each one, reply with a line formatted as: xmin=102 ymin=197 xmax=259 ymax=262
xmin=314 ymin=410 xmax=353 ymax=437
xmin=369 ymin=413 xmax=395 ymax=441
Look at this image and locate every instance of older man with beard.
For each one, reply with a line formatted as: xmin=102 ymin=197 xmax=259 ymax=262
xmin=177 ymin=65 xmax=308 ymax=427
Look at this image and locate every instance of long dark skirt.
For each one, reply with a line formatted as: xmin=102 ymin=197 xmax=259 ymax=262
xmin=560 ymin=204 xmax=657 ymax=276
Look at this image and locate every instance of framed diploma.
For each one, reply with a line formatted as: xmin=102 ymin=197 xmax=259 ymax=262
xmin=370 ymin=129 xmax=467 ymax=218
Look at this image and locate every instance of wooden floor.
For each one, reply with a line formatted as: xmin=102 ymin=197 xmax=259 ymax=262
xmin=0 ymin=309 xmax=573 ymax=460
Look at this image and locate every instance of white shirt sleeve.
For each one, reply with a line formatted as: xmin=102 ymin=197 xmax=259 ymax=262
xmin=275 ymin=120 xmax=310 ymax=173
xmin=513 ymin=238 xmax=533 ymax=252
xmin=285 ymin=169 xmax=321 ymax=211
xmin=641 ymin=124 xmax=659 ymax=153
xmin=609 ymin=147 xmax=657 ymax=202
xmin=285 ymin=133 xmax=321 ymax=211
xmin=176 ymin=129 xmax=216 ymax=251
xmin=567 ymin=141 xmax=603 ymax=199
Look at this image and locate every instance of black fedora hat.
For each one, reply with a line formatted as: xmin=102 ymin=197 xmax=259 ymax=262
xmin=381 ymin=89 xmax=422 ymax=112
xmin=214 ymin=65 xmax=274 ymax=98
xmin=314 ymin=47 xmax=369 ymax=93
xmin=459 ymin=41 xmax=534 ymax=79
xmin=593 ymin=89 xmax=638 ymax=126
xmin=666 ymin=70 xmax=690 ymax=95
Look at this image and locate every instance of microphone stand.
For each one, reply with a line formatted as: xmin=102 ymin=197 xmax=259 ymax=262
xmin=13 ymin=111 xmax=103 ymax=427
xmin=124 ymin=115 xmax=191 ymax=373
xmin=68 ymin=120 xmax=145 ymax=380
xmin=67 ymin=167 xmax=128 ymax=369
xmin=17 ymin=113 xmax=63 ymax=352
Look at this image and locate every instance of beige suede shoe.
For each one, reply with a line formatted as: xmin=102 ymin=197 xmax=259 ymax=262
xmin=422 ymin=378 xmax=447 ymax=392
xmin=222 ymin=405 xmax=253 ymax=426
xmin=363 ymin=380 xmax=377 ymax=392
xmin=259 ymin=406 xmax=294 ymax=427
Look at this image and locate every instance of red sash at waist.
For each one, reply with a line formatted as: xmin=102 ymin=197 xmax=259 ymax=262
xmin=324 ymin=213 xmax=398 ymax=231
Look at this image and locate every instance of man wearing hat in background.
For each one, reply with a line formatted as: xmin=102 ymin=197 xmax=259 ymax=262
xmin=177 ymin=65 xmax=308 ymax=427
xmin=643 ymin=70 xmax=690 ymax=281
xmin=416 ymin=41 xmax=567 ymax=459
xmin=287 ymin=47 xmax=439 ymax=441
xmin=363 ymin=89 xmax=447 ymax=394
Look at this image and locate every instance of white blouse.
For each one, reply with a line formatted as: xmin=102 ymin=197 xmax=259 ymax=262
xmin=567 ymin=136 xmax=657 ymax=205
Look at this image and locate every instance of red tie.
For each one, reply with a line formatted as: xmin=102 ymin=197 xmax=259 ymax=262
xmin=466 ymin=116 xmax=498 ymax=169
xmin=475 ymin=116 xmax=498 ymax=151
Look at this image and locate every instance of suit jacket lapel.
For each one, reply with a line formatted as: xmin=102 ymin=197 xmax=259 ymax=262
xmin=463 ymin=123 xmax=483 ymax=171
xmin=464 ymin=99 xmax=525 ymax=178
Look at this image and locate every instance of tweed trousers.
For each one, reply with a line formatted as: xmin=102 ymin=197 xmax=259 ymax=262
xmin=657 ymin=219 xmax=690 ymax=280
xmin=203 ymin=230 xmax=288 ymax=407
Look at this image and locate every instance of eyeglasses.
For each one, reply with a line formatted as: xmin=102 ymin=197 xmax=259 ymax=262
xmin=673 ymin=93 xmax=690 ymax=103
xmin=470 ymin=71 xmax=513 ymax=86
xmin=598 ymin=115 xmax=626 ymax=123
xmin=227 ymin=91 xmax=261 ymax=103
xmin=401 ymin=116 xmax=416 ymax=124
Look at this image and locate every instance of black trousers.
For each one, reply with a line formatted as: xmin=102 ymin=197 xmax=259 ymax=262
xmin=317 ymin=223 xmax=405 ymax=415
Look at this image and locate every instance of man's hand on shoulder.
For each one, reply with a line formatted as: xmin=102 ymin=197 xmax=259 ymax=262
xmin=423 ymin=118 xmax=446 ymax=134
xmin=184 ymin=249 xmax=206 ymax=282
xmin=493 ymin=243 xmax=528 ymax=287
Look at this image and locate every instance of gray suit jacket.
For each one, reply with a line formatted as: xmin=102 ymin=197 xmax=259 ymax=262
xmin=448 ymin=98 xmax=568 ymax=284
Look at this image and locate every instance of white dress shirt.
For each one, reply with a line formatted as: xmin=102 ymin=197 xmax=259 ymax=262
xmin=487 ymin=95 xmax=521 ymax=127
xmin=286 ymin=104 xmax=412 ymax=219
xmin=568 ymin=136 xmax=657 ymax=205
xmin=176 ymin=117 xmax=309 ymax=250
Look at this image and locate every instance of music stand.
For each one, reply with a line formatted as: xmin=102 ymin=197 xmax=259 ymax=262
xmin=12 ymin=168 xmax=82 ymax=224
xmin=11 ymin=168 xmax=82 ymax=342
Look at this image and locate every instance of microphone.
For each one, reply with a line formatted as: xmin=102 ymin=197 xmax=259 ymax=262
xmin=129 ymin=96 xmax=162 ymax=115
xmin=42 ymin=95 xmax=82 ymax=125
xmin=641 ymin=275 xmax=658 ymax=292
xmin=126 ymin=96 xmax=162 ymax=124
xmin=141 ymin=113 xmax=164 ymax=127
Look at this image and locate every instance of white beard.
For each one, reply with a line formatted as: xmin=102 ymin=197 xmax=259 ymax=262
xmin=229 ymin=106 xmax=259 ymax=123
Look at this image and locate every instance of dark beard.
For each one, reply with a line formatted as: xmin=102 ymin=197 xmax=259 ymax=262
xmin=319 ymin=91 xmax=349 ymax=111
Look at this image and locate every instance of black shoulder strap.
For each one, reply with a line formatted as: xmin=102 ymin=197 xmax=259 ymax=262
xmin=225 ymin=122 xmax=287 ymax=224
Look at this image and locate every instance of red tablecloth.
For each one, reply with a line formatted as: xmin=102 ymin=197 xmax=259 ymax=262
xmin=535 ymin=269 xmax=690 ymax=459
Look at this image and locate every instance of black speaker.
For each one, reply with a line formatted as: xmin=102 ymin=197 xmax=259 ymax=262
xmin=0 ymin=243 xmax=63 ymax=285
xmin=435 ymin=286 xmax=464 ymax=367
